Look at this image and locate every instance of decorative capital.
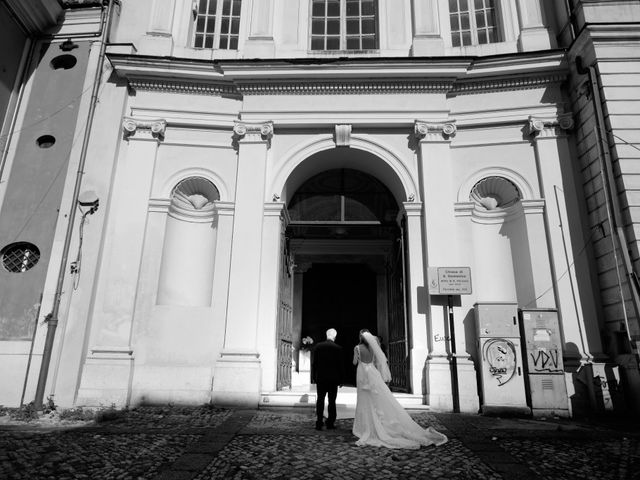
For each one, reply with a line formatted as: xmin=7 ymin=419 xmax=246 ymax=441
xmin=233 ymin=120 xmax=274 ymax=146
xmin=528 ymin=113 xmax=574 ymax=138
xmin=122 ymin=117 xmax=166 ymax=140
xmin=334 ymin=124 xmax=352 ymax=147
xmin=414 ymin=120 xmax=457 ymax=141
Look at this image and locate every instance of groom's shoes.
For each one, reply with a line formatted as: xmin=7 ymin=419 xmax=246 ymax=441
xmin=315 ymin=422 xmax=323 ymax=430
xmin=325 ymin=423 xmax=336 ymax=430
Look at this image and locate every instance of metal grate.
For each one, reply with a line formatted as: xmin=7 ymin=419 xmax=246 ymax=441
xmin=1 ymin=242 xmax=40 ymax=273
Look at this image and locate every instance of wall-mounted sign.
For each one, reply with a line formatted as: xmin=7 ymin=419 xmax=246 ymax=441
xmin=428 ymin=267 xmax=472 ymax=295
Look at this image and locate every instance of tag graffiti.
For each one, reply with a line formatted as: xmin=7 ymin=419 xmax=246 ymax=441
xmin=530 ymin=349 xmax=562 ymax=373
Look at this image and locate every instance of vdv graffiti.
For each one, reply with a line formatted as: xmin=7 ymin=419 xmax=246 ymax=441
xmin=529 ymin=348 xmax=562 ymax=373
xmin=482 ymin=338 xmax=517 ymax=386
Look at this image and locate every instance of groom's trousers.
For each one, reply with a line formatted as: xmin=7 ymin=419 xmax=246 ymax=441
xmin=316 ymin=382 xmax=338 ymax=426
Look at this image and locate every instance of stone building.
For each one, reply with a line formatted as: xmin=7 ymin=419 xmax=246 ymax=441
xmin=0 ymin=0 xmax=639 ymax=416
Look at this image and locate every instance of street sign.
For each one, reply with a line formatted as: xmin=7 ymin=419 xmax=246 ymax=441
xmin=428 ymin=267 xmax=472 ymax=295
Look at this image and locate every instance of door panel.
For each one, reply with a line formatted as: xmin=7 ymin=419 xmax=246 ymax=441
xmin=276 ymin=218 xmax=293 ymax=391
xmin=387 ymin=221 xmax=410 ymax=392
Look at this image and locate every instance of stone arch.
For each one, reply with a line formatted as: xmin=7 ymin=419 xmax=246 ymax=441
xmin=270 ymin=135 xmax=418 ymax=206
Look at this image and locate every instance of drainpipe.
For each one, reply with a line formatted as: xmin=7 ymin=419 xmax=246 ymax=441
xmin=33 ymin=0 xmax=116 ymax=410
xmin=575 ymin=57 xmax=640 ymax=362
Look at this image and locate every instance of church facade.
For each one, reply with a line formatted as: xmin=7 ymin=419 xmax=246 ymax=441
xmin=1 ymin=0 xmax=639 ymax=416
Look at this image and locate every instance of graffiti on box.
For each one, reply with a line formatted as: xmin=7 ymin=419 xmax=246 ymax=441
xmin=529 ymin=348 xmax=562 ymax=373
xmin=482 ymin=338 xmax=517 ymax=386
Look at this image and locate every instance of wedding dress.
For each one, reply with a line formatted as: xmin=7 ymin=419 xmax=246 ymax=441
xmin=352 ymin=333 xmax=448 ymax=449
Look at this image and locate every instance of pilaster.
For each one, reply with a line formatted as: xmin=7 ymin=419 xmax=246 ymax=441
xmin=211 ymin=120 xmax=274 ymax=407
xmin=515 ymin=0 xmax=556 ymax=51
xmin=528 ymin=113 xmax=605 ymax=364
xmin=414 ymin=120 xmax=459 ymax=411
xmin=77 ymin=117 xmax=166 ymax=407
xmin=410 ymin=0 xmax=445 ymax=56
xmin=244 ymin=0 xmax=276 ymax=56
xmin=137 ymin=0 xmax=176 ymax=56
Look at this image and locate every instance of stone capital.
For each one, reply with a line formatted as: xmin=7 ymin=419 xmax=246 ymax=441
xmin=122 ymin=117 xmax=166 ymax=140
xmin=414 ymin=120 xmax=457 ymax=142
xmin=528 ymin=113 xmax=574 ymax=138
xmin=233 ymin=120 xmax=274 ymax=146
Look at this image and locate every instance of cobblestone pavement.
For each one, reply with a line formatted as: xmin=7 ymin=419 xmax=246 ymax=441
xmin=1 ymin=405 xmax=639 ymax=480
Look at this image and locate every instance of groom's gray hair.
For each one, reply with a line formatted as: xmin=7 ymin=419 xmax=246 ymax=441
xmin=326 ymin=328 xmax=337 ymax=341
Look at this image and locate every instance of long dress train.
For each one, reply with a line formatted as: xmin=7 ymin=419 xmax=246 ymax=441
xmin=352 ymin=351 xmax=448 ymax=449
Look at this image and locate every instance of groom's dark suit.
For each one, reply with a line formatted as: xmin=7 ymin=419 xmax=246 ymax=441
xmin=312 ymin=339 xmax=345 ymax=429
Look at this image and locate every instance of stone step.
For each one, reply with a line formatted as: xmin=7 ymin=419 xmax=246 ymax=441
xmin=260 ymin=388 xmax=429 ymax=410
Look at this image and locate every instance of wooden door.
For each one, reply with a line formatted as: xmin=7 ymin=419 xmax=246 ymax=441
xmin=387 ymin=220 xmax=410 ymax=392
xmin=276 ymin=216 xmax=293 ymax=391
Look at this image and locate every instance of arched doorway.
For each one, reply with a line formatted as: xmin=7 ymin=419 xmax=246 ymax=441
xmin=280 ymin=167 xmax=410 ymax=391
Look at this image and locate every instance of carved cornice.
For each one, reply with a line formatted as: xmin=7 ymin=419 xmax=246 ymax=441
xmin=233 ymin=121 xmax=274 ymax=146
xmin=414 ymin=120 xmax=457 ymax=141
xmin=528 ymin=113 xmax=574 ymax=138
xmin=122 ymin=117 xmax=167 ymax=140
xmin=235 ymin=80 xmax=454 ymax=95
xmin=127 ymin=79 xmax=240 ymax=97
xmin=452 ymin=73 xmax=566 ymax=95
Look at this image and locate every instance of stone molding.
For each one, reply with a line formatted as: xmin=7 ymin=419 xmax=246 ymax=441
xmin=414 ymin=120 xmax=457 ymax=141
xmin=122 ymin=117 xmax=167 ymax=140
xmin=233 ymin=120 xmax=274 ymax=146
xmin=528 ymin=113 xmax=574 ymax=138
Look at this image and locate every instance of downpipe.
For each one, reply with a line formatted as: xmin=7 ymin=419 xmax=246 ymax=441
xmin=33 ymin=0 xmax=117 ymax=410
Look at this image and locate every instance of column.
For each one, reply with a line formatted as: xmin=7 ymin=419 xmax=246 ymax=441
xmin=411 ymin=0 xmax=445 ymax=55
xmin=138 ymin=0 xmax=176 ymax=56
xmin=77 ymin=117 xmax=166 ymax=406
xmin=414 ymin=120 xmax=459 ymax=411
xmin=211 ymin=120 xmax=273 ymax=407
xmin=529 ymin=114 xmax=612 ymax=411
xmin=515 ymin=0 xmax=556 ymax=51
xmin=244 ymin=0 xmax=276 ymax=57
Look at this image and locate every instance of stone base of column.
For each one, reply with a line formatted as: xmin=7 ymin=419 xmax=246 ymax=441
xmin=244 ymin=37 xmax=275 ymax=57
xmin=425 ymin=355 xmax=454 ymax=411
xmin=517 ymin=27 xmax=556 ymax=52
xmin=137 ymin=33 xmax=174 ymax=56
xmin=456 ymin=357 xmax=480 ymax=413
xmin=76 ymin=347 xmax=134 ymax=407
xmin=410 ymin=35 xmax=445 ymax=56
xmin=211 ymin=350 xmax=262 ymax=407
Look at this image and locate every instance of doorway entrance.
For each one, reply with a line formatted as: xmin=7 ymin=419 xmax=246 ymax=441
xmin=302 ymin=263 xmax=377 ymax=386
xmin=277 ymin=167 xmax=411 ymax=392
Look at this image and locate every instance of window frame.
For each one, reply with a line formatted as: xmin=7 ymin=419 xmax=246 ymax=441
xmin=309 ymin=0 xmax=379 ymax=52
xmin=449 ymin=0 xmax=500 ymax=48
xmin=192 ymin=0 xmax=242 ymax=50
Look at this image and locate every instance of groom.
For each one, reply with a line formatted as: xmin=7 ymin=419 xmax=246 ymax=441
xmin=312 ymin=328 xmax=344 ymax=430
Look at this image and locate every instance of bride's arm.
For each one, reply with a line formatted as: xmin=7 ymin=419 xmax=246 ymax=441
xmin=352 ymin=345 xmax=359 ymax=365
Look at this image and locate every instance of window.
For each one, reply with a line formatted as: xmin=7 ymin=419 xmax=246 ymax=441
xmin=193 ymin=0 xmax=242 ymax=50
xmin=449 ymin=0 xmax=498 ymax=47
xmin=1 ymin=242 xmax=40 ymax=273
xmin=311 ymin=0 xmax=378 ymax=51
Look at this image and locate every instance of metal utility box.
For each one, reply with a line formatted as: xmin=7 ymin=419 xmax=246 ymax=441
xmin=475 ymin=302 xmax=529 ymax=415
xmin=519 ymin=309 xmax=569 ymax=417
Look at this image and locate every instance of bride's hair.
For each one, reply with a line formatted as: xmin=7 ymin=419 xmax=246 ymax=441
xmin=359 ymin=329 xmax=370 ymax=345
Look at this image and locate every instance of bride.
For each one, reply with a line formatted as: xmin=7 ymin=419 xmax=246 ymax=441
xmin=352 ymin=329 xmax=448 ymax=449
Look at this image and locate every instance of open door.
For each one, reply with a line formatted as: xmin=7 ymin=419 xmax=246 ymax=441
xmin=387 ymin=219 xmax=410 ymax=392
xmin=276 ymin=214 xmax=293 ymax=391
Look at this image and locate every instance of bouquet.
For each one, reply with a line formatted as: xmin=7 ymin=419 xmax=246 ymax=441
xmin=300 ymin=336 xmax=314 ymax=350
